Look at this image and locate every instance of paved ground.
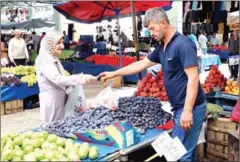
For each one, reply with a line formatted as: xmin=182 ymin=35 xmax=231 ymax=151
xmin=1 ymin=83 xmax=106 ymax=135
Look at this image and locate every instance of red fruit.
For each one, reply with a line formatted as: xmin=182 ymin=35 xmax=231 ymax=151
xmin=149 ymin=78 xmax=156 ymax=83
xmin=158 ymin=92 xmax=162 ymax=97
xmin=158 ymin=80 xmax=164 ymax=86
xmin=148 ymin=93 xmax=153 ymax=97
xmin=152 ymin=83 xmax=158 ymax=88
xmin=140 ymin=92 xmax=147 ymax=97
xmin=162 ymin=92 xmax=167 ymax=97
xmin=138 ymin=87 xmax=143 ymax=92
xmin=134 ymin=91 xmax=139 ymax=96
xmin=146 ymin=73 xmax=152 ymax=79
xmin=155 ymin=87 xmax=160 ymax=92
xmin=142 ymin=77 xmax=148 ymax=83
xmin=146 ymin=83 xmax=151 ymax=89
xmin=153 ymin=93 xmax=158 ymax=97
xmin=160 ymin=96 xmax=164 ymax=101
xmin=164 ymin=97 xmax=168 ymax=101
xmin=144 ymin=87 xmax=149 ymax=93
xmin=212 ymin=65 xmax=218 ymax=70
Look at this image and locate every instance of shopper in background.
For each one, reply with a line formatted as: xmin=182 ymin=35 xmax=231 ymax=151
xmin=210 ymin=33 xmax=218 ymax=46
xmin=35 ymin=30 xmax=97 ymax=123
xmin=228 ymin=29 xmax=239 ymax=81
xmin=32 ymin=31 xmax=40 ymax=50
xmin=99 ymin=7 xmax=206 ymax=161
xmin=63 ymin=31 xmax=70 ymax=49
xmin=37 ymin=32 xmax=46 ymax=54
xmin=198 ymin=31 xmax=208 ymax=54
xmin=8 ymin=29 xmax=29 ymax=66
xmin=187 ymin=32 xmax=199 ymax=49
xmin=1 ymin=37 xmax=10 ymax=67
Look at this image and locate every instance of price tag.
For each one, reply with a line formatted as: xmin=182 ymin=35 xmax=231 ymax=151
xmin=106 ymin=44 xmax=112 ymax=49
xmin=93 ymin=48 xmax=97 ymax=53
xmin=111 ymin=46 xmax=117 ymax=51
xmin=150 ymin=47 xmax=155 ymax=52
xmin=163 ymin=137 xmax=187 ymax=161
xmin=151 ymin=131 xmax=172 ymax=157
xmin=126 ymin=130 xmax=134 ymax=147
xmin=229 ymin=55 xmax=239 ymax=65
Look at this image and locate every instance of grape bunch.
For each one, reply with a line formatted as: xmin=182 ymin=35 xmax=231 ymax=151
xmin=112 ymin=97 xmax=172 ymax=134
xmin=44 ymin=106 xmax=114 ymax=137
xmin=1 ymin=76 xmax=22 ymax=86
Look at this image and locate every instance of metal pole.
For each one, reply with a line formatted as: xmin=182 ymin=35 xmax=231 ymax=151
xmin=117 ymin=13 xmax=123 ymax=68
xmin=130 ymin=1 xmax=142 ymax=80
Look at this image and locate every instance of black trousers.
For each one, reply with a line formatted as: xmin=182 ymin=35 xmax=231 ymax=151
xmin=14 ymin=59 xmax=26 ymax=66
xmin=230 ymin=64 xmax=239 ymax=79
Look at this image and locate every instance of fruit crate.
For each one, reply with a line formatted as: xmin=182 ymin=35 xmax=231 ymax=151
xmin=228 ymin=131 xmax=239 ymax=161
xmin=220 ymin=93 xmax=239 ymax=101
xmin=206 ymin=118 xmax=238 ymax=161
xmin=4 ymin=100 xmax=24 ymax=115
xmin=1 ymin=102 xmax=5 ymax=116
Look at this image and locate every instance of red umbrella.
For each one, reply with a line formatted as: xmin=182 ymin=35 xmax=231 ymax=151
xmin=54 ymin=1 xmax=172 ymax=23
xmin=54 ymin=1 xmax=172 ymax=76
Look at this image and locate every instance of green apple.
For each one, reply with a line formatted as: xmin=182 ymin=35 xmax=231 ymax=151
xmin=41 ymin=159 xmax=50 ymax=161
xmin=68 ymin=152 xmax=80 ymax=161
xmin=51 ymin=158 xmax=59 ymax=161
xmin=22 ymin=138 xmax=31 ymax=148
xmin=38 ymin=138 xmax=45 ymax=145
xmin=1 ymin=149 xmax=15 ymax=161
xmin=9 ymin=132 xmax=20 ymax=140
xmin=34 ymin=148 xmax=41 ymax=152
xmin=44 ymin=150 xmax=56 ymax=160
xmin=30 ymin=132 xmax=39 ymax=139
xmin=47 ymin=134 xmax=57 ymax=143
xmin=13 ymin=136 xmax=23 ymax=145
xmin=23 ymin=153 xmax=37 ymax=161
xmin=90 ymin=146 xmax=98 ymax=152
xmin=81 ymin=142 xmax=90 ymax=150
xmin=78 ymin=147 xmax=88 ymax=160
xmin=14 ymin=149 xmax=25 ymax=159
xmin=41 ymin=131 xmax=49 ymax=139
xmin=49 ymin=143 xmax=58 ymax=151
xmin=24 ymin=145 xmax=34 ymax=153
xmin=35 ymin=150 xmax=46 ymax=161
xmin=32 ymin=139 xmax=43 ymax=148
xmin=74 ymin=143 xmax=81 ymax=150
xmin=57 ymin=146 xmax=67 ymax=155
xmin=89 ymin=149 xmax=98 ymax=160
xmin=12 ymin=156 xmax=22 ymax=161
xmin=14 ymin=145 xmax=22 ymax=151
xmin=56 ymin=137 xmax=65 ymax=147
xmin=41 ymin=141 xmax=50 ymax=150
xmin=23 ymin=131 xmax=33 ymax=138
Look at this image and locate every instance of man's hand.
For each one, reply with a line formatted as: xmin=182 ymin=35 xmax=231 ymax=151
xmin=98 ymin=71 xmax=116 ymax=82
xmin=180 ymin=110 xmax=193 ymax=131
xmin=83 ymin=74 xmax=97 ymax=83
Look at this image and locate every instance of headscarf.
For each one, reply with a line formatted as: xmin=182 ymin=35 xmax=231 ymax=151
xmin=35 ymin=30 xmax=65 ymax=78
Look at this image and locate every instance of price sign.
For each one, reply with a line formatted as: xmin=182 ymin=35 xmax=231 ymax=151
xmin=111 ymin=46 xmax=117 ymax=51
xmin=229 ymin=55 xmax=239 ymax=65
xmin=106 ymin=44 xmax=112 ymax=49
xmin=93 ymin=48 xmax=97 ymax=53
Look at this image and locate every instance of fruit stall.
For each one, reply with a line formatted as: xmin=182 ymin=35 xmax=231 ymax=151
xmin=207 ymin=45 xmax=229 ymax=60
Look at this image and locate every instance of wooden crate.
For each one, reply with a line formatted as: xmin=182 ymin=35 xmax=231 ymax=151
xmin=228 ymin=131 xmax=239 ymax=161
xmin=206 ymin=118 xmax=237 ymax=161
xmin=1 ymin=102 xmax=4 ymax=115
xmin=4 ymin=100 xmax=23 ymax=115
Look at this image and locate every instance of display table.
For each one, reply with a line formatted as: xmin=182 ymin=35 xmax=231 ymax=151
xmin=207 ymin=49 xmax=229 ymax=59
xmin=1 ymin=83 xmax=39 ymax=102
xmin=200 ymin=55 xmax=221 ymax=72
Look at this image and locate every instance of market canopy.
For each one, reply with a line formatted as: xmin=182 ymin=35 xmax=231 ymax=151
xmin=1 ymin=18 xmax=55 ymax=30
xmin=53 ymin=1 xmax=172 ymax=23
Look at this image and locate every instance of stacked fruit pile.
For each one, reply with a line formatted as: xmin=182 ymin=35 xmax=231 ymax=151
xmin=115 ymin=97 xmax=172 ymax=134
xmin=21 ymin=74 xmax=37 ymax=87
xmin=134 ymin=71 xmax=168 ymax=101
xmin=1 ymin=75 xmax=22 ymax=86
xmin=1 ymin=66 xmax=36 ymax=76
xmin=201 ymin=65 xmax=227 ymax=93
xmin=224 ymin=81 xmax=239 ymax=95
xmin=1 ymin=131 xmax=98 ymax=161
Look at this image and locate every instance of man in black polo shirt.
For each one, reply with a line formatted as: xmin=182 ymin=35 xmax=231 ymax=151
xmin=99 ymin=7 xmax=206 ymax=161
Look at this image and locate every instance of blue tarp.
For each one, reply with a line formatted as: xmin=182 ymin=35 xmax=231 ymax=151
xmin=62 ymin=62 xmax=146 ymax=82
xmin=1 ymin=83 xmax=39 ymax=102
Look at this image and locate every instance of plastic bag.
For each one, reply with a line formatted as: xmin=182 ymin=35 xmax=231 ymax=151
xmin=230 ymin=98 xmax=240 ymax=123
xmin=85 ymin=82 xmax=117 ymax=110
xmin=64 ymin=85 xmax=86 ymax=117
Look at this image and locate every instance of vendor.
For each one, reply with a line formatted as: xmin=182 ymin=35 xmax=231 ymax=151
xmin=228 ymin=29 xmax=239 ymax=81
xmin=35 ymin=31 xmax=97 ymax=123
xmin=99 ymin=7 xmax=206 ymax=162
xmin=198 ymin=31 xmax=208 ymax=55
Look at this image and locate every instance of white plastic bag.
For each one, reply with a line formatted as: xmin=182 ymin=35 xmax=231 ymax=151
xmin=86 ymin=83 xmax=118 ymax=110
xmin=64 ymin=85 xmax=86 ymax=117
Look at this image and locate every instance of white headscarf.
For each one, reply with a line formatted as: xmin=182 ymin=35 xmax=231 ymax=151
xmin=35 ymin=31 xmax=65 ymax=78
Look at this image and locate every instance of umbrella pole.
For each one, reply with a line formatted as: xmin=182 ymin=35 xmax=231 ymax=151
xmin=117 ymin=13 xmax=123 ymax=68
xmin=131 ymin=1 xmax=142 ymax=80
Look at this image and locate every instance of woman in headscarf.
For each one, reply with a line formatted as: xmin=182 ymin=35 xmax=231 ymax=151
xmin=35 ymin=31 xmax=97 ymax=123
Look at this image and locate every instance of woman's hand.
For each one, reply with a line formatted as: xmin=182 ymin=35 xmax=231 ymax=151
xmin=83 ymin=74 xmax=97 ymax=83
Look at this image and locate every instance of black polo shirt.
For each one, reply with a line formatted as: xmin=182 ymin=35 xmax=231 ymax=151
xmin=147 ymin=31 xmax=205 ymax=108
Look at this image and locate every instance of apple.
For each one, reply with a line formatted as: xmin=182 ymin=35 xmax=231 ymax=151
xmin=32 ymin=139 xmax=43 ymax=148
xmin=34 ymin=148 xmax=41 ymax=152
xmin=41 ymin=141 xmax=50 ymax=150
xmin=40 ymin=159 xmax=50 ymax=161
xmin=11 ymin=156 xmax=22 ymax=161
xmin=13 ymin=136 xmax=23 ymax=146
xmin=40 ymin=131 xmax=49 ymax=139
xmin=9 ymin=132 xmax=20 ymax=140
xmin=14 ymin=145 xmax=22 ymax=151
xmin=15 ymin=149 xmax=25 ymax=159
xmin=58 ymin=146 xmax=67 ymax=155
xmin=1 ymin=149 xmax=15 ymax=161
xmin=22 ymin=138 xmax=31 ymax=148
xmin=30 ymin=132 xmax=39 ymax=139
xmin=47 ymin=134 xmax=57 ymax=143
xmin=49 ymin=143 xmax=58 ymax=151
xmin=44 ymin=150 xmax=56 ymax=159
xmin=68 ymin=152 xmax=80 ymax=161
xmin=24 ymin=145 xmax=34 ymax=153
xmin=35 ymin=150 xmax=46 ymax=161
xmin=23 ymin=131 xmax=33 ymax=138
xmin=56 ymin=137 xmax=65 ymax=147
xmin=78 ymin=147 xmax=89 ymax=160
xmin=23 ymin=153 xmax=37 ymax=161
xmin=90 ymin=146 xmax=98 ymax=152
xmin=89 ymin=149 xmax=98 ymax=160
